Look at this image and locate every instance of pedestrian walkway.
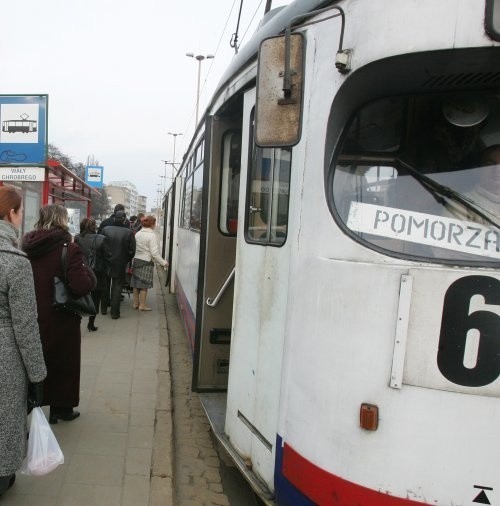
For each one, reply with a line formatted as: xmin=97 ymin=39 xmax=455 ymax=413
xmin=1 ymin=269 xmax=258 ymax=506
xmin=2 ymin=272 xmax=173 ymax=506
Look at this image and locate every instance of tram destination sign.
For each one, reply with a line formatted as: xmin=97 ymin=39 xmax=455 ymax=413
xmin=347 ymin=202 xmax=500 ymax=259
xmin=0 ymin=95 xmax=48 ymax=165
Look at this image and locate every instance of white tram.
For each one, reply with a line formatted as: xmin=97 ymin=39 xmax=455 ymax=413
xmin=162 ymin=1 xmax=500 ymax=504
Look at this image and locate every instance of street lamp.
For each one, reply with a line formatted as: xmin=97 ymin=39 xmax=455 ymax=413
xmin=167 ymin=131 xmax=182 ymax=167
xmin=186 ymin=53 xmax=214 ymax=125
xmin=156 ymin=183 xmax=162 ymax=221
xmin=160 ymin=160 xmax=170 ymax=196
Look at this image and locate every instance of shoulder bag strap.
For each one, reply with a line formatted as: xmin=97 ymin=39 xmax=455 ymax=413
xmin=61 ymin=243 xmax=68 ymax=283
xmin=90 ymin=235 xmax=97 ymax=259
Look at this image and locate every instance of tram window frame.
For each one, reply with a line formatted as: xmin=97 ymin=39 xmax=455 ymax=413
xmin=218 ymin=129 xmax=242 ymax=236
xmin=181 ymin=172 xmax=193 ymax=229
xmin=190 ymin=164 xmax=203 ymax=232
xmin=329 ymin=92 xmax=500 ymax=267
xmin=178 ymin=137 xmax=206 ymax=231
xmin=244 ymin=109 xmax=291 ymax=247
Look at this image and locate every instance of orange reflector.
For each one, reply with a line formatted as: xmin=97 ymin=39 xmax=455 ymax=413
xmin=360 ymin=403 xmax=378 ymax=431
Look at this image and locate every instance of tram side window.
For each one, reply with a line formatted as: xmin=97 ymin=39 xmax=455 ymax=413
xmin=219 ymin=131 xmax=242 ymax=235
xmin=179 ymin=137 xmax=205 ymax=231
xmin=245 ymin=144 xmax=291 ymax=246
xmin=182 ymin=175 xmax=193 ymax=229
xmin=190 ymin=166 xmax=203 ymax=231
xmin=331 ymin=91 xmax=500 ymax=265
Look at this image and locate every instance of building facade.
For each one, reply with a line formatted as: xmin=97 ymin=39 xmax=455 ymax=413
xmin=137 ymin=195 xmax=147 ymax=215
xmin=105 ymin=181 xmax=139 ymax=217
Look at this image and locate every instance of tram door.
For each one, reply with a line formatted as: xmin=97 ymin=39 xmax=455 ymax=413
xmin=192 ymin=103 xmax=243 ymax=390
xmin=225 ymin=88 xmax=292 ymax=488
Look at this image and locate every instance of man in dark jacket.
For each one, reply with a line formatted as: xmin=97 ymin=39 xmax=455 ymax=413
xmin=98 ymin=204 xmax=130 ymax=233
xmin=101 ymin=211 xmax=136 ymax=319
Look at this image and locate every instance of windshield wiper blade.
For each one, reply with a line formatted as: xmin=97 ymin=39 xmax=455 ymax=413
xmin=398 ymin=160 xmax=500 ymax=229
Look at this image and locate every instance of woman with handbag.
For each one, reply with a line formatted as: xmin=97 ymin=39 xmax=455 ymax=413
xmin=0 ymin=186 xmax=46 ymax=497
xmin=130 ymin=215 xmax=168 ymax=311
xmin=22 ymin=205 xmax=96 ymax=425
xmin=75 ymin=218 xmax=108 ymax=332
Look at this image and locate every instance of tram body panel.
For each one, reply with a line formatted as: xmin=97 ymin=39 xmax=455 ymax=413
xmin=279 ymin=248 xmax=500 ymax=503
xmin=272 ymin=1 xmax=500 ymax=502
xmin=342 ymin=0 xmax=490 ymax=69
xmin=167 ymin=176 xmax=183 ymax=294
xmin=175 ymin=226 xmax=200 ymax=349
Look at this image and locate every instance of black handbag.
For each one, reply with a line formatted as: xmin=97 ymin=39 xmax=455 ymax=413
xmin=53 ymin=243 xmax=96 ymax=317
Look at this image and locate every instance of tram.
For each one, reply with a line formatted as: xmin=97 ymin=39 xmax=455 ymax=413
xmin=161 ymin=0 xmax=500 ymax=504
xmin=2 ymin=118 xmax=37 ymax=134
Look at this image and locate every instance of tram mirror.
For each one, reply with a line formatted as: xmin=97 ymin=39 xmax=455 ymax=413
xmin=255 ymin=33 xmax=304 ymax=147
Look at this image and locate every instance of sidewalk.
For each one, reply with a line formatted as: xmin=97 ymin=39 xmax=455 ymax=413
xmin=2 ymin=272 xmax=174 ymax=506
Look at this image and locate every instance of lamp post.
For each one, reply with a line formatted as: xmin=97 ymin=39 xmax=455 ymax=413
xmin=161 ymin=159 xmax=178 ymax=195
xmin=186 ymin=53 xmax=214 ymax=125
xmin=156 ymin=183 xmax=162 ymax=222
xmin=160 ymin=160 xmax=171 ymax=194
xmin=167 ymin=131 xmax=182 ymax=167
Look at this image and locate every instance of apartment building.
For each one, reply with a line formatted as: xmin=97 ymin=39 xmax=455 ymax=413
xmin=105 ymin=181 xmax=139 ymax=217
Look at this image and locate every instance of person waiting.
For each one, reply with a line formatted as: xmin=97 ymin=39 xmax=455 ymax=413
xmin=101 ymin=211 xmax=136 ymax=319
xmin=130 ymin=215 xmax=168 ymax=311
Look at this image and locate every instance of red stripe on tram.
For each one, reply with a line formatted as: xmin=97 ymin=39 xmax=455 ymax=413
xmin=282 ymin=443 xmax=428 ymax=505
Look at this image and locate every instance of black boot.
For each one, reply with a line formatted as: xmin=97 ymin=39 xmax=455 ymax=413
xmin=49 ymin=406 xmax=80 ymax=424
xmin=87 ymin=315 xmax=98 ymax=332
xmin=0 ymin=474 xmax=15 ymax=496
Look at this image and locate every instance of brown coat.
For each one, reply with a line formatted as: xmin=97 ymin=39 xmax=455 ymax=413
xmin=22 ymin=228 xmax=96 ymax=407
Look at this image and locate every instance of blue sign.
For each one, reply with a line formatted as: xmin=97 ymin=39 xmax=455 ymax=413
xmin=0 ymin=95 xmax=48 ymax=165
xmin=85 ymin=165 xmax=104 ymax=188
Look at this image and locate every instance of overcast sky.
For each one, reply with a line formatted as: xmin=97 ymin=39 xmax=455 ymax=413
xmin=0 ymin=0 xmax=290 ymax=210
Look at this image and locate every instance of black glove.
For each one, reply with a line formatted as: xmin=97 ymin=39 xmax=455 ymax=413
xmin=27 ymin=381 xmax=44 ymax=411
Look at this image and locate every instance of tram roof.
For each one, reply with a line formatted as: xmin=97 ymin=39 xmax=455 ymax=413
xmin=213 ymin=0 xmax=335 ymax=102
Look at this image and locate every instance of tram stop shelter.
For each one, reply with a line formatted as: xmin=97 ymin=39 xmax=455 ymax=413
xmin=0 ymin=158 xmax=99 ymax=236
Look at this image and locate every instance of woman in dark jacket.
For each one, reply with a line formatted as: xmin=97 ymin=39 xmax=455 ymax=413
xmin=75 ymin=218 xmax=108 ymax=332
xmin=22 ymin=205 xmax=96 ymax=425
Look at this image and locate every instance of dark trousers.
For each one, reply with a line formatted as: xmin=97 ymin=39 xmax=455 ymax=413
xmin=101 ymin=275 xmax=110 ymax=313
xmin=102 ymin=276 xmax=124 ymax=317
xmin=90 ymin=289 xmax=102 ymax=315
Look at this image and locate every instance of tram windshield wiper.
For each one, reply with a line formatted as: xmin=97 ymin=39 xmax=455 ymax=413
xmin=398 ymin=160 xmax=500 ymax=229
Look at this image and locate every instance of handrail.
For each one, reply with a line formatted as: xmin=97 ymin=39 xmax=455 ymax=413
xmin=206 ymin=267 xmax=235 ymax=307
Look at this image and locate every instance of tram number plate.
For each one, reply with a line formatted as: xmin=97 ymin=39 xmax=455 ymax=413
xmin=438 ymin=275 xmax=500 ymax=387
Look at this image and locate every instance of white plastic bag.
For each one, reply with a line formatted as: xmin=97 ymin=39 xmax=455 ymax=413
xmin=20 ymin=407 xmax=64 ymax=476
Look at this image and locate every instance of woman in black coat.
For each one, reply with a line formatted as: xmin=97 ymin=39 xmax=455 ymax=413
xmin=22 ymin=205 xmax=96 ymax=424
xmin=75 ymin=218 xmax=108 ymax=331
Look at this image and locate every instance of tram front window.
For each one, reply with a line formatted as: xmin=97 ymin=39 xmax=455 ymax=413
xmin=332 ymin=91 xmax=500 ymax=265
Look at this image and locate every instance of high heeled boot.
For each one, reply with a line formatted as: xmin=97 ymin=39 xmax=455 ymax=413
xmin=49 ymin=406 xmax=80 ymax=424
xmin=133 ymin=288 xmax=140 ymax=309
xmin=0 ymin=474 xmax=15 ymax=496
xmin=138 ymin=289 xmax=151 ymax=311
xmin=87 ymin=315 xmax=98 ymax=332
